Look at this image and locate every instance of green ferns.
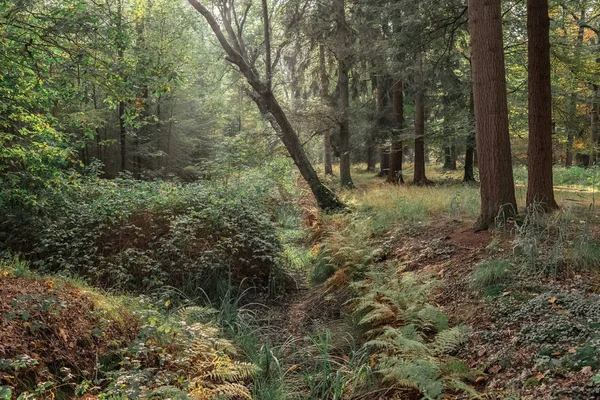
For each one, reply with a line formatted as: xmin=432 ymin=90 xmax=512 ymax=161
xmin=352 ymin=269 xmax=479 ymax=399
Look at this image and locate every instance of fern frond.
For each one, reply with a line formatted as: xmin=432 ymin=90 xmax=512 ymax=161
xmin=433 ymin=326 xmax=468 ymax=355
xmin=179 ymin=306 xmax=218 ymax=324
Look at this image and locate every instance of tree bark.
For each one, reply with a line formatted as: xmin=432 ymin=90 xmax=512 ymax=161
xmin=464 ymin=90 xmax=476 ymax=182
xmin=388 ymin=80 xmax=404 ymax=184
xmin=187 ymin=0 xmax=344 ymax=210
xmin=413 ymin=54 xmax=431 ymax=185
xmin=319 ymin=44 xmax=334 ymax=175
xmin=526 ymin=0 xmax=558 ymax=210
xmin=333 ymin=0 xmax=354 ymax=188
xmin=469 ymin=0 xmax=517 ymax=230
xmin=378 ymin=145 xmax=389 ymax=177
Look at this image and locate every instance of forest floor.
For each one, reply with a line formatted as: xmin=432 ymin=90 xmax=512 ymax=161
xmin=3 ymin=165 xmax=600 ymax=399
xmin=267 ymin=165 xmax=600 ymax=399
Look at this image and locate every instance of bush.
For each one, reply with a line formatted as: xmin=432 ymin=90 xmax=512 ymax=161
xmin=0 ymin=173 xmax=285 ymax=298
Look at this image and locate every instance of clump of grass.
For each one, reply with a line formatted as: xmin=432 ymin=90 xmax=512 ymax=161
xmin=569 ymin=238 xmax=600 ymax=270
xmin=469 ymin=260 xmax=513 ymax=292
xmin=0 ymin=256 xmax=32 ymax=277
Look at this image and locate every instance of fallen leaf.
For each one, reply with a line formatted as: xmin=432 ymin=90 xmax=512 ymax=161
xmin=59 ymin=328 xmax=68 ymax=342
xmin=475 ymin=376 xmax=486 ymax=383
xmin=489 ymin=364 xmax=502 ymax=374
xmin=568 ymin=347 xmax=577 ymax=354
xmin=549 ymin=297 xmax=557 ymax=304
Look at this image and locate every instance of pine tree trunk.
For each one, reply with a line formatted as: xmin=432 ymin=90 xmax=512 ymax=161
xmin=464 ymin=90 xmax=476 ymax=182
xmin=378 ymin=146 xmax=389 ymax=177
xmin=319 ymin=44 xmax=334 ymax=176
xmin=334 ymin=0 xmax=354 ymax=188
xmin=366 ymin=144 xmax=376 ymax=172
xmin=413 ymin=54 xmax=431 ymax=185
xmin=388 ymin=80 xmax=404 ymax=184
xmin=442 ymin=146 xmax=453 ymax=170
xmin=469 ymin=0 xmax=517 ymax=230
xmin=526 ymin=0 xmax=557 ymax=210
xmin=464 ymin=138 xmax=476 ymax=182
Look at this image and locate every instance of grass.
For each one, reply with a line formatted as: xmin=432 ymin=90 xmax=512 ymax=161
xmin=320 ymin=164 xmax=600 ymax=234
xmin=469 ymin=260 xmax=513 ymax=292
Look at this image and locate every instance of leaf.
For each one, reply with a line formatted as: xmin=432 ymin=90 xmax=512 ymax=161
xmin=59 ymin=328 xmax=68 ymax=342
xmin=548 ymin=297 xmax=557 ymax=304
xmin=0 ymin=386 xmax=12 ymax=400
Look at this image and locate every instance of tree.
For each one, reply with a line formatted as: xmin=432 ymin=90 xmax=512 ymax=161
xmin=413 ymin=54 xmax=431 ymax=185
xmin=468 ymin=0 xmax=517 ymax=230
xmin=333 ymin=0 xmax=354 ymax=188
xmin=526 ymin=0 xmax=558 ymax=210
xmin=464 ymin=91 xmax=476 ymax=182
xmin=319 ymin=44 xmax=334 ymax=176
xmin=388 ymin=80 xmax=404 ymax=184
xmin=187 ymin=0 xmax=344 ymax=210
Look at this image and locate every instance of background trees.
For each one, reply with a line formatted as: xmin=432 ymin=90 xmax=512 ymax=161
xmin=4 ymin=0 xmax=600 ymax=218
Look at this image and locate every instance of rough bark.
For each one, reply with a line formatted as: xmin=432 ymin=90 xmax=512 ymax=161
xmin=333 ymin=0 xmax=354 ymax=188
xmin=413 ymin=54 xmax=431 ymax=185
xmin=526 ymin=0 xmax=558 ymax=210
xmin=378 ymin=146 xmax=390 ymax=177
xmin=442 ymin=145 xmax=457 ymax=171
xmin=388 ymin=80 xmax=404 ymax=184
xmin=187 ymin=0 xmax=344 ymax=210
xmin=366 ymin=144 xmax=376 ymax=172
xmin=319 ymin=44 xmax=334 ymax=175
xmin=468 ymin=0 xmax=517 ymax=230
xmin=464 ymin=91 xmax=476 ymax=182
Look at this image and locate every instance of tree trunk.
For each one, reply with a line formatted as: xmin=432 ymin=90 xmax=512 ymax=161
xmin=388 ymin=80 xmax=404 ymax=184
xmin=413 ymin=54 xmax=431 ymax=185
xmin=469 ymin=0 xmax=517 ymax=230
xmin=526 ymin=0 xmax=557 ymax=210
xmin=366 ymin=144 xmax=376 ymax=172
xmin=464 ymin=138 xmax=476 ymax=182
xmin=377 ymin=146 xmax=389 ymax=177
xmin=464 ymin=91 xmax=476 ymax=182
xmin=188 ymin=0 xmax=344 ymax=210
xmin=334 ymin=0 xmax=354 ymax=188
xmin=319 ymin=44 xmax=334 ymax=175
xmin=442 ymin=145 xmax=456 ymax=171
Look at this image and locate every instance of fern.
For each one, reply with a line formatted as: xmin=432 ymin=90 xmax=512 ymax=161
xmin=179 ymin=306 xmax=218 ymax=324
xmin=432 ymin=326 xmax=468 ymax=355
xmin=352 ymin=268 xmax=477 ymax=399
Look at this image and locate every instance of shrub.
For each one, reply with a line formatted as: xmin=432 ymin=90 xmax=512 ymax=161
xmin=0 ymin=173 xmax=285 ymax=298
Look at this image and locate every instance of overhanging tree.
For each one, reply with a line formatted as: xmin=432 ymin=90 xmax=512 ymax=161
xmin=187 ymin=0 xmax=344 ymax=210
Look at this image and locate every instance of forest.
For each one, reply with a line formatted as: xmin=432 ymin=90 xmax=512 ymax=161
xmin=3 ymin=0 xmax=600 ymax=398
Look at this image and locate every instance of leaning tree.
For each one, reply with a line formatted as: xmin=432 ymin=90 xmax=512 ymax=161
xmin=187 ymin=0 xmax=344 ymax=210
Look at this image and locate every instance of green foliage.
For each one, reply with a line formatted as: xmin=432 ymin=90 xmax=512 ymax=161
xmin=352 ymin=268 xmax=477 ymax=399
xmin=0 ymin=172 xmax=285 ymax=298
xmin=469 ymin=260 xmax=513 ymax=293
